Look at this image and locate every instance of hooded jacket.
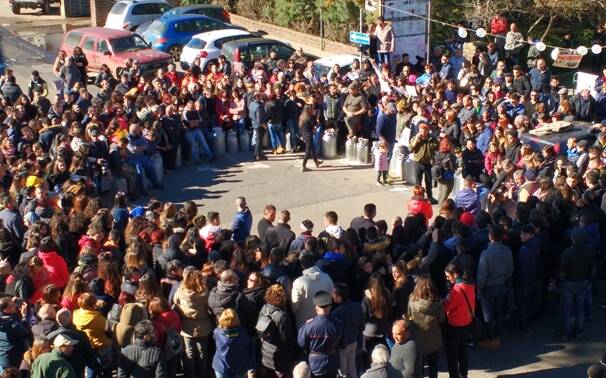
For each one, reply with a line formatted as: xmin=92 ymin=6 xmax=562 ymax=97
xmin=38 ymin=250 xmax=69 ymax=289
xmin=454 ymin=188 xmax=480 ymax=214
xmin=291 ymin=266 xmax=335 ymax=328
xmin=73 ymin=308 xmax=111 ymax=349
xmin=407 ymin=198 xmax=433 ymax=225
xmin=407 ymin=298 xmax=445 ymax=355
xmin=173 ymin=288 xmax=212 ymax=338
xmin=47 ymin=324 xmax=101 ymax=376
xmin=208 ymin=282 xmax=257 ymax=334
xmin=114 ymin=303 xmax=148 ymax=348
xmin=361 ymin=362 xmax=401 ymax=378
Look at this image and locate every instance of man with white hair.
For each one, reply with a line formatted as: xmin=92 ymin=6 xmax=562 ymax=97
xmin=572 ymin=88 xmax=597 ymax=122
xmin=361 ymin=345 xmax=400 ymax=378
xmin=293 ymin=361 xmax=311 ymax=378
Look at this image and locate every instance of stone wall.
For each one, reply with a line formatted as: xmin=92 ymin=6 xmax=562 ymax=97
xmin=229 ymin=14 xmax=359 ymax=56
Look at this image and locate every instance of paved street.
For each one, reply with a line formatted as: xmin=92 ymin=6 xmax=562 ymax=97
xmin=0 ymin=2 xmax=604 ymax=376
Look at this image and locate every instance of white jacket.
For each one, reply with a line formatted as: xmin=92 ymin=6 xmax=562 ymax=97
xmin=291 ymin=266 xmax=335 ymax=328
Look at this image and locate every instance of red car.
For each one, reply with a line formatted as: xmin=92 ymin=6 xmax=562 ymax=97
xmin=59 ymin=27 xmax=172 ymax=78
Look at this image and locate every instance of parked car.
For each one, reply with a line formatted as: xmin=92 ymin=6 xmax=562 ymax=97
xmin=163 ymin=4 xmax=231 ymax=23
xmin=105 ymin=0 xmax=172 ymax=31
xmin=59 ymin=27 xmax=172 ymax=78
xmin=9 ymin=0 xmax=58 ymax=14
xmin=220 ymin=37 xmax=296 ymax=70
xmin=313 ymin=54 xmax=358 ymax=77
xmin=140 ymin=14 xmax=243 ymax=61
xmin=179 ymin=29 xmax=253 ymax=71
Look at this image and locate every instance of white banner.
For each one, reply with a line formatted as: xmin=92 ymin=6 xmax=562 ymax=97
xmin=382 ymin=0 xmax=429 ymax=64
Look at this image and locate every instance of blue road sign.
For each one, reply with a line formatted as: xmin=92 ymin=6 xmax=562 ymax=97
xmin=349 ymin=31 xmax=370 ymax=45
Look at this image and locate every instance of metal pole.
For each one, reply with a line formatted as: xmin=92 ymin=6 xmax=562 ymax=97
xmin=320 ymin=4 xmax=324 ymax=51
xmin=426 ymin=0 xmax=431 ymax=62
xmin=360 ymin=7 xmax=364 ymax=61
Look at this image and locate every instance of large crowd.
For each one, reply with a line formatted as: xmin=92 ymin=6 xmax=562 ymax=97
xmin=0 ymin=11 xmax=604 ymax=378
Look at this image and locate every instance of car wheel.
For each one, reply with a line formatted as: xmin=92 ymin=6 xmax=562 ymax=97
xmin=12 ymin=4 xmax=20 ymax=14
xmin=42 ymin=0 xmax=51 ymax=14
xmin=168 ymin=45 xmax=182 ymax=62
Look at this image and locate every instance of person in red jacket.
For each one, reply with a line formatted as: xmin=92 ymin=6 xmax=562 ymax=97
xmin=490 ymin=13 xmax=508 ymax=57
xmin=148 ymin=296 xmax=183 ymax=377
xmin=407 ymin=185 xmax=434 ymax=225
xmin=443 ymin=263 xmax=476 ymax=378
xmin=37 ymin=237 xmax=69 ymax=289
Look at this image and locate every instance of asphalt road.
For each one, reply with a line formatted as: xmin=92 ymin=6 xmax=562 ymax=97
xmin=0 ymin=3 xmax=604 ymax=376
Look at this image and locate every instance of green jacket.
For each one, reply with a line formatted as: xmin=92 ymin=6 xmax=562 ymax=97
xmin=409 ymin=135 xmax=438 ymax=165
xmin=31 ymin=350 xmax=77 ymax=378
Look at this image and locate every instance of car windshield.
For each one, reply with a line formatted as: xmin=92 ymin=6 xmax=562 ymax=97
xmin=146 ymin=20 xmax=168 ymax=36
xmin=110 ymin=35 xmax=149 ymax=52
xmin=314 ymin=63 xmax=330 ymax=77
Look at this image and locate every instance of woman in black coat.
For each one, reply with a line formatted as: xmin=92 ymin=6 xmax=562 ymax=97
xmin=299 ymin=101 xmax=322 ymax=172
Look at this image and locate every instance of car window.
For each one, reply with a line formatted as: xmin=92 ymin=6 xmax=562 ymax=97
xmin=83 ymin=37 xmax=95 ymax=51
xmin=194 ymin=19 xmax=219 ymax=33
xmin=109 ymin=2 xmax=127 ymax=15
xmin=248 ymin=44 xmax=268 ymax=61
xmin=64 ymin=32 xmax=83 ymax=47
xmin=157 ymin=3 xmax=171 ymax=13
xmin=132 ymin=3 xmax=158 ymax=15
xmin=273 ymin=44 xmax=294 ymax=59
xmin=186 ymin=38 xmax=206 ymax=49
xmin=174 ymin=20 xmax=196 ymax=33
xmin=97 ymin=40 xmax=110 ymax=53
xmin=110 ymin=35 xmax=149 ymax=52
xmin=214 ymin=35 xmax=247 ymax=49
xmin=147 ymin=20 xmax=167 ymax=35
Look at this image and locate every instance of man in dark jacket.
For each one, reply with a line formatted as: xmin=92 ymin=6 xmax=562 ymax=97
xmin=556 ymin=228 xmax=596 ymax=339
xmin=515 ymin=225 xmax=541 ymax=331
xmin=208 ymin=270 xmax=257 ymax=334
xmin=290 ymin=219 xmax=314 ymax=252
xmin=504 ymin=130 xmax=522 ymax=164
xmin=511 ymin=65 xmax=532 ymax=98
xmin=572 ymin=89 xmax=596 ymax=122
xmin=331 ymin=283 xmax=363 ymax=378
xmin=265 ymin=210 xmax=296 ymax=253
xmin=317 ymin=238 xmax=353 ymax=287
xmin=118 ymin=320 xmax=167 ymax=378
xmin=0 ymin=76 xmax=23 ymax=104
xmin=231 ymin=196 xmax=252 ymax=242
xmin=249 ymin=92 xmax=268 ymax=161
xmin=461 ymin=139 xmax=484 ymax=180
xmin=47 ymin=308 xmax=102 ymax=377
xmin=0 ymin=296 xmax=29 ymax=372
xmin=376 ymin=100 xmax=397 ymax=160
xmin=258 ymin=204 xmax=276 ymax=244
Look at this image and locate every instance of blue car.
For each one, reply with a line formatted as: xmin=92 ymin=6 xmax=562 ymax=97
xmin=140 ymin=14 xmax=242 ymax=61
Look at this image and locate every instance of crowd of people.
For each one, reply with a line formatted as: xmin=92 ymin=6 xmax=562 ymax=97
xmin=0 ymin=9 xmax=604 ymax=378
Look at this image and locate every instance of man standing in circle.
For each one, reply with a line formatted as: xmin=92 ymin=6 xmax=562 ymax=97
xmin=298 ymin=291 xmax=344 ymax=378
xmin=409 ymin=123 xmax=439 ymax=204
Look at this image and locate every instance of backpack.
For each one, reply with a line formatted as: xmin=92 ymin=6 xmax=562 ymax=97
xmin=255 ymin=308 xmax=281 ymax=341
xmin=165 ymin=329 xmax=184 ymax=360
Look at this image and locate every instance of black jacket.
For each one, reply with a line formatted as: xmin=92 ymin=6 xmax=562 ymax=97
xmin=265 ymin=224 xmax=296 ymax=253
xmin=258 ymin=303 xmax=297 ymax=371
xmin=209 ymin=282 xmax=257 ymax=334
xmin=118 ymin=339 xmax=166 ymax=378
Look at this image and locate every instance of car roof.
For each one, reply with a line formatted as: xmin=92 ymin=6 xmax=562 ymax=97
xmin=66 ymin=27 xmax=134 ymax=38
xmin=314 ymin=54 xmax=358 ymax=67
xmin=223 ymin=37 xmax=284 ymax=47
xmin=190 ymin=28 xmax=250 ymax=41
xmin=172 ymin=4 xmax=223 ymax=12
xmin=117 ymin=0 xmax=168 ymax=4
xmin=158 ymin=13 xmax=221 ymax=23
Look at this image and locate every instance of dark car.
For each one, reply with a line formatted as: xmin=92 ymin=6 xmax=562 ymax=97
xmin=220 ymin=37 xmax=296 ymax=70
xmin=163 ymin=4 xmax=231 ymax=23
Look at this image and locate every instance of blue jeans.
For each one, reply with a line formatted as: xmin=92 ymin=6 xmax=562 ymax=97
xmin=127 ymin=153 xmax=160 ymax=191
xmin=268 ymin=122 xmax=285 ymax=149
xmin=377 ymin=52 xmax=391 ymax=65
xmin=186 ymin=128 xmax=213 ymax=163
xmin=215 ymin=371 xmax=246 ymax=378
xmin=560 ymin=280 xmax=588 ymax=334
xmin=234 ymin=118 xmax=247 ymax=133
xmin=287 ymin=118 xmax=299 ymax=150
xmin=313 ymin=124 xmax=324 ymax=155
xmin=479 ymin=284 xmax=507 ymax=339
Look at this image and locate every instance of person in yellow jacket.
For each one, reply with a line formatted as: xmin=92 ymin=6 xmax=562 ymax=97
xmin=72 ymin=292 xmax=113 ymax=375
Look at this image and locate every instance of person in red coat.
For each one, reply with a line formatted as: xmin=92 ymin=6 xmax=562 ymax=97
xmin=443 ymin=263 xmax=476 ymax=378
xmin=37 ymin=237 xmax=69 ymax=289
xmin=148 ymin=296 xmax=182 ymax=376
xmin=407 ymin=185 xmax=434 ymax=225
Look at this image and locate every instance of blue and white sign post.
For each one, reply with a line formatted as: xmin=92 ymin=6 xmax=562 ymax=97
xmin=349 ymin=31 xmax=371 ymax=45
